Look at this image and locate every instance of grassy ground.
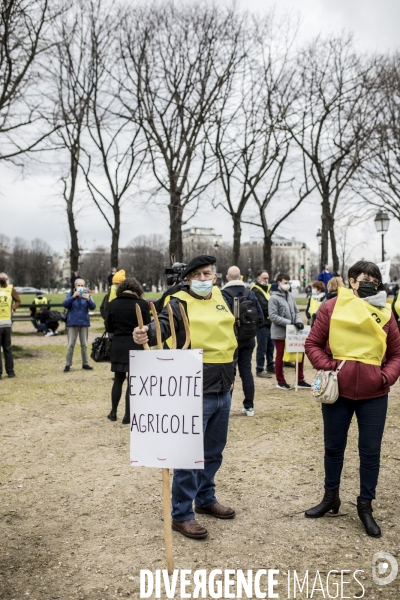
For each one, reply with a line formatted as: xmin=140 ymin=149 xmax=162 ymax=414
xmin=1 ymin=320 xmax=400 ymax=599
xmin=16 ymin=292 xmax=163 ymax=309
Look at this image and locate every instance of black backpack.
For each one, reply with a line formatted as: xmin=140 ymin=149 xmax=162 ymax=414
xmin=223 ymin=287 xmax=259 ymax=341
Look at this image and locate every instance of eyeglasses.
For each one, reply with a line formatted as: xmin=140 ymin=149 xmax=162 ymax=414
xmin=356 ymin=278 xmax=380 ymax=287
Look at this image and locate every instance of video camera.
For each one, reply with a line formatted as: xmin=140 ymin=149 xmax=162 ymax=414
xmin=165 ymin=262 xmax=187 ymax=286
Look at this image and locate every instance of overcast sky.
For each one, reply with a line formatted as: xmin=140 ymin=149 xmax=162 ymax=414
xmin=1 ymin=0 xmax=400 ymax=266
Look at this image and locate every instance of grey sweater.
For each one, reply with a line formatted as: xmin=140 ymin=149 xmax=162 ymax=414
xmin=268 ymin=290 xmax=302 ymax=340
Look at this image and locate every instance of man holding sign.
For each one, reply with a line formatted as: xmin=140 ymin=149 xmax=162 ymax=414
xmin=133 ymin=255 xmax=238 ymax=540
xmin=269 ymin=273 xmax=311 ymax=391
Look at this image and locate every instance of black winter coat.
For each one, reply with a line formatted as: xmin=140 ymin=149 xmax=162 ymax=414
xmin=104 ymin=294 xmax=151 ymax=364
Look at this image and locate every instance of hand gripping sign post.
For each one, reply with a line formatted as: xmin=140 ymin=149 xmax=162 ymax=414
xmin=131 ymin=302 xmax=203 ymax=574
xmin=285 ymin=324 xmax=311 ymax=392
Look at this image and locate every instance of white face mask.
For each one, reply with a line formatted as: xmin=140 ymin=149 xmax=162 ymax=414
xmin=191 ymin=280 xmax=213 ymax=297
xmin=280 ymin=283 xmax=290 ymax=292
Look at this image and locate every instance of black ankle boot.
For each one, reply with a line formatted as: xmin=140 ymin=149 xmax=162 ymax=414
xmin=305 ymin=488 xmax=340 ymax=518
xmin=357 ymin=497 xmax=381 ymax=537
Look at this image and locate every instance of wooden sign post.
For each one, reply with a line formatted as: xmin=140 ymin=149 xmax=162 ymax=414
xmin=132 ymin=303 xmax=203 ymax=575
xmin=286 ymin=325 xmax=311 ymax=392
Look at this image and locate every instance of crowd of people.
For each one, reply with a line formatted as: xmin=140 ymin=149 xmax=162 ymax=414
xmin=1 ymin=255 xmax=400 ymax=542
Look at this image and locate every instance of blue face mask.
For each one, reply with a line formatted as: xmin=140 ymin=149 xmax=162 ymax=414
xmin=312 ymin=289 xmax=317 ymax=296
xmin=191 ymin=280 xmax=213 ymax=297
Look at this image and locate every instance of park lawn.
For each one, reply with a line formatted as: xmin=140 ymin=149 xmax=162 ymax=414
xmin=16 ymin=291 xmax=163 ymax=308
xmin=2 ymin=319 xmax=400 ymax=599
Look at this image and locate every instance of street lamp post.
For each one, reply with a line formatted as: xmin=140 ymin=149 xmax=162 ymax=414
xmin=374 ymin=210 xmax=390 ymax=262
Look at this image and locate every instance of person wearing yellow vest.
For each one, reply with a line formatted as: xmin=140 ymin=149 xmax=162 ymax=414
xmin=305 ymin=280 xmax=325 ymax=325
xmin=251 ymin=270 xmax=275 ymax=377
xmin=0 ymin=272 xmax=21 ymax=379
xmin=391 ymin=286 xmax=400 ymax=328
xmin=100 ymin=269 xmax=126 ymax=322
xmin=305 ymin=261 xmax=400 ymax=537
xmin=133 ymin=255 xmax=237 ymax=540
xmin=30 ymin=292 xmax=49 ymax=315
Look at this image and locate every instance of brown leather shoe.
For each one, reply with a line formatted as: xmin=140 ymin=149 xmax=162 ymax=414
xmin=172 ymin=519 xmax=208 ymax=539
xmin=195 ymin=502 xmax=236 ymax=519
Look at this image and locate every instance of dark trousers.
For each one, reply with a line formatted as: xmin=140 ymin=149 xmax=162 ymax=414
xmin=237 ymin=338 xmax=255 ymax=409
xmin=256 ymin=326 xmax=275 ymax=373
xmin=322 ymin=394 xmax=388 ymax=499
xmin=0 ymin=327 xmax=14 ymax=375
xmin=274 ymin=339 xmax=304 ymax=384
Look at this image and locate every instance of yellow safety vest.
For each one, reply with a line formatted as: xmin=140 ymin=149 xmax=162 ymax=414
xmin=309 ymin=296 xmax=322 ymax=316
xmin=169 ymin=287 xmax=237 ymax=363
xmin=0 ymin=284 xmax=13 ymax=322
xmin=394 ymin=293 xmax=400 ymax=319
xmin=34 ymin=297 xmax=48 ymax=308
xmin=109 ymin=286 xmax=117 ymax=302
xmin=251 ymin=283 xmax=271 ymax=301
xmin=329 ymin=288 xmax=391 ymax=366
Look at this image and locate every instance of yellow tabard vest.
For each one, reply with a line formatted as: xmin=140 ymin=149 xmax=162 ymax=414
xmin=309 ymin=296 xmax=322 ymax=316
xmin=34 ymin=297 xmax=48 ymax=308
xmin=394 ymin=293 xmax=400 ymax=319
xmin=329 ymin=288 xmax=391 ymax=366
xmin=0 ymin=285 xmax=13 ymax=322
xmin=169 ymin=287 xmax=237 ymax=363
xmin=109 ymin=286 xmax=117 ymax=302
xmin=251 ymin=283 xmax=271 ymax=301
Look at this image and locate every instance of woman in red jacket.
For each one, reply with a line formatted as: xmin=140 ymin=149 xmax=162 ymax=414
xmin=304 ymin=261 xmax=400 ymax=537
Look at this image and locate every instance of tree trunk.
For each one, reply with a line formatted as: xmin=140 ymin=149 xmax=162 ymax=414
xmin=329 ymin=218 xmax=340 ymax=275
xmin=263 ymin=233 xmax=273 ymax=277
xmin=67 ymin=208 xmax=80 ymax=273
xmin=168 ymin=193 xmax=183 ymax=263
xmin=111 ymin=204 xmax=120 ymax=269
xmin=67 ymin=150 xmax=80 ymax=273
xmin=320 ymin=193 xmax=331 ymax=270
xmin=232 ymin=214 xmax=242 ymax=265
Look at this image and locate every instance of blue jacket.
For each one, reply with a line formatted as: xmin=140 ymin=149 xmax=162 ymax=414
xmin=62 ymin=293 xmax=96 ymax=327
xmin=317 ymin=270 xmax=334 ymax=291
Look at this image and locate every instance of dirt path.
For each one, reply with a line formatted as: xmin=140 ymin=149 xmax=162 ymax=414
xmin=1 ymin=321 xmax=400 ymax=599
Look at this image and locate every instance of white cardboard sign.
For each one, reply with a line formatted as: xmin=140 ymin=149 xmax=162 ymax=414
xmin=129 ymin=349 xmax=204 ymax=469
xmin=285 ymin=324 xmax=311 ymax=353
xmin=376 ymin=260 xmax=391 ymax=284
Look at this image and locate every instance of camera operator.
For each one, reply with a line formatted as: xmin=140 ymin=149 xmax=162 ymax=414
xmin=153 ymin=262 xmax=189 ymax=313
xmin=62 ymin=278 xmax=96 ymax=372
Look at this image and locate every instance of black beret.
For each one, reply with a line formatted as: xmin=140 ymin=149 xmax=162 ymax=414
xmin=182 ymin=255 xmax=216 ymax=279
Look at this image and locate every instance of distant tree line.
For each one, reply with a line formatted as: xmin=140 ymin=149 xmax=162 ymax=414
xmin=2 ymin=0 xmax=400 ymax=274
xmin=0 ymin=232 xmax=325 ymax=289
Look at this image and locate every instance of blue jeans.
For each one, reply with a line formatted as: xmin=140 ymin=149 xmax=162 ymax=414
xmin=322 ymin=394 xmax=388 ymax=499
xmin=237 ymin=338 xmax=255 ymax=409
xmin=31 ymin=318 xmax=49 ymax=333
xmin=256 ymin=326 xmax=274 ymax=372
xmin=171 ymin=391 xmax=232 ymax=521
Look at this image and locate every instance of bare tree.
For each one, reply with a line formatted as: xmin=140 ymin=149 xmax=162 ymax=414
xmin=234 ymin=17 xmax=313 ymax=274
xmin=355 ymin=54 xmax=400 ymax=224
xmin=80 ymin=2 xmax=147 ymax=269
xmin=0 ymin=0 xmax=60 ymax=161
xmin=284 ymin=35 xmax=376 ymax=271
xmin=47 ymin=0 xmax=101 ymax=274
xmin=119 ymin=1 xmax=246 ymax=261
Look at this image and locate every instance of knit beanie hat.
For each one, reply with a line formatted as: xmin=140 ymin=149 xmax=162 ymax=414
xmin=112 ymin=269 xmax=126 ymax=284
